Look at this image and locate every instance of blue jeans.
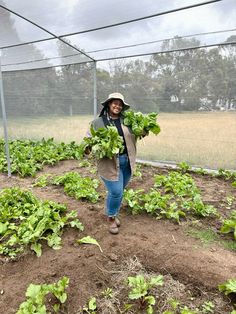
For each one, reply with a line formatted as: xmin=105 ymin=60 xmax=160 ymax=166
xmin=102 ymin=154 xmax=131 ymax=217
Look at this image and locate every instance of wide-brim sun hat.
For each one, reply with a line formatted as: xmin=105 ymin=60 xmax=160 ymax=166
xmin=101 ymin=92 xmax=130 ymax=111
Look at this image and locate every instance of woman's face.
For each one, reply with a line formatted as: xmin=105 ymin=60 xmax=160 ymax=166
xmin=108 ymin=99 xmax=123 ymax=116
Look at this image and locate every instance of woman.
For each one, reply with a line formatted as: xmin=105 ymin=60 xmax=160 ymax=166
xmin=87 ymin=92 xmax=137 ymax=234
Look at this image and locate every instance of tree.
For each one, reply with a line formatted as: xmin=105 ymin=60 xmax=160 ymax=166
xmin=56 ymin=39 xmax=94 ymax=115
xmin=150 ymin=36 xmax=207 ymax=112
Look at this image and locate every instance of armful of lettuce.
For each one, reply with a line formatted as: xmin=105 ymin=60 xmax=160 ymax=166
xmin=80 ymin=126 xmax=124 ymax=159
xmin=123 ymin=110 xmax=161 ymax=138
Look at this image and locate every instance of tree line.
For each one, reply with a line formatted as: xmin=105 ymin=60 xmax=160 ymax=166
xmin=2 ymin=37 xmax=236 ymax=117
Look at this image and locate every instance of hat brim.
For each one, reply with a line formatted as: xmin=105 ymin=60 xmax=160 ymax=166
xmin=101 ymin=98 xmax=130 ymax=111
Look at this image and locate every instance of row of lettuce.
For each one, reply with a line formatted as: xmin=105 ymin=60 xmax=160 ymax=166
xmin=34 ymin=166 xmax=236 ymax=242
xmin=0 ymin=164 xmax=235 ymax=258
xmin=16 ymin=274 xmax=236 ymax=314
xmin=0 ymin=136 xmax=235 ymax=184
xmin=0 ymin=165 xmax=233 ymax=256
xmin=0 ymin=111 xmax=161 ymax=176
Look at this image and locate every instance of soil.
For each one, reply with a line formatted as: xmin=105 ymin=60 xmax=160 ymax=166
xmin=0 ymin=160 xmax=235 ymax=314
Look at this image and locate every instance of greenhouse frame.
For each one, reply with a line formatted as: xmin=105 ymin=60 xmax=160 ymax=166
xmin=0 ymin=0 xmax=236 ymax=175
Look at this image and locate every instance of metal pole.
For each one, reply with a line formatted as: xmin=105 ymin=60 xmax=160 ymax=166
xmin=93 ymin=61 xmax=97 ymax=118
xmin=0 ymin=50 xmax=11 ymax=177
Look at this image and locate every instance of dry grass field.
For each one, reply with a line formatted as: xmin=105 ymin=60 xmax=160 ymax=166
xmin=1 ymin=111 xmax=235 ymax=169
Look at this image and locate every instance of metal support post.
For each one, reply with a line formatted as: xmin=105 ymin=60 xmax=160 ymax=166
xmin=93 ymin=61 xmax=97 ymax=118
xmin=0 ymin=51 xmax=11 ymax=177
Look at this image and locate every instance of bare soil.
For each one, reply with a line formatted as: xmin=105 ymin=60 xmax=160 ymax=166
xmin=0 ymin=160 xmax=235 ymax=313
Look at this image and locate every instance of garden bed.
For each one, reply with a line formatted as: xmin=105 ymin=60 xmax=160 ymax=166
xmin=0 ymin=159 xmax=235 ymax=313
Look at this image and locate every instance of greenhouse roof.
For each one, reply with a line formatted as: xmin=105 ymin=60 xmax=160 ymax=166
xmin=0 ymin=0 xmax=236 ymax=71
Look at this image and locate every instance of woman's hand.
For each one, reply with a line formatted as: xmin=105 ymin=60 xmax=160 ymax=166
xmin=141 ymin=129 xmax=149 ymax=138
xmin=84 ymin=146 xmax=91 ymax=155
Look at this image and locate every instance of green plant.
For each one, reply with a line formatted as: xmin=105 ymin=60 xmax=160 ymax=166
xmin=159 ymin=202 xmax=186 ymax=224
xmin=81 ymin=126 xmax=124 ymax=159
xmin=220 ymin=210 xmax=236 ymax=240
xmin=123 ymin=110 xmax=161 ymax=138
xmin=154 ymin=171 xmax=199 ymax=197
xmin=78 ymin=160 xmax=92 ymax=168
xmin=33 ymin=174 xmax=52 ymax=187
xmin=216 ymin=169 xmax=236 ymax=181
xmin=183 ymin=194 xmax=218 ymax=217
xmin=177 ymin=161 xmax=191 ymax=173
xmin=125 ymin=169 xmax=217 ymax=225
xmin=142 ymin=188 xmax=185 ymax=223
xmin=123 ymin=188 xmax=145 ymax=214
xmin=154 ymin=171 xmax=217 ymax=218
xmin=201 ymin=301 xmax=215 ymax=313
xmin=16 ymin=276 xmax=69 ymax=314
xmin=144 ymin=189 xmax=171 ymax=215
xmin=121 ymin=303 xmax=134 ymax=313
xmin=180 ymin=307 xmax=198 ymax=314
xmin=101 ymin=287 xmax=113 ymax=299
xmin=127 ymin=274 xmax=163 ymax=313
xmin=162 ymin=298 xmax=180 ymax=313
xmin=133 ymin=164 xmax=142 ymax=178
xmin=225 ymin=195 xmax=235 ymax=209
xmin=52 ymin=172 xmax=100 ymax=203
xmin=0 ymin=187 xmax=83 ymax=257
xmin=163 ymin=300 xmax=213 ymax=314
xmin=77 ymin=236 xmax=103 ymax=252
xmin=193 ymin=167 xmax=208 ymax=175
xmin=218 ymin=279 xmax=236 ymax=295
xmin=82 ymin=297 xmax=97 ymax=313
xmin=0 ymin=138 xmax=83 ymax=177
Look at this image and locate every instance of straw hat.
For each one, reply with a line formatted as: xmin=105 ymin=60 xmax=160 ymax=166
xmin=101 ymin=92 xmax=130 ymax=111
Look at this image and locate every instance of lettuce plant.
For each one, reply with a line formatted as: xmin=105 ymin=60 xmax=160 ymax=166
xmin=123 ymin=110 xmax=160 ymax=138
xmin=127 ymin=274 xmax=163 ymax=314
xmin=16 ymin=277 xmax=69 ymax=314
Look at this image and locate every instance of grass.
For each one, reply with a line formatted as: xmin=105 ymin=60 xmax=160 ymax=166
xmin=137 ymin=111 xmax=236 ymax=169
xmin=186 ymin=227 xmax=219 ymax=245
xmin=186 ymin=226 xmax=236 ymax=251
xmin=0 ymin=111 xmax=235 ymax=169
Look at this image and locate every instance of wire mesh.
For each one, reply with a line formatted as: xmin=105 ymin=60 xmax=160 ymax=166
xmin=0 ymin=0 xmax=236 ymax=170
xmin=1 ymin=0 xmax=236 ymax=70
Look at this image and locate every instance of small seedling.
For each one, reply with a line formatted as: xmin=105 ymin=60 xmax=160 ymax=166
xmin=127 ymin=274 xmax=163 ymax=313
xmin=78 ymin=160 xmax=92 ymax=168
xmin=83 ymin=297 xmax=97 ymax=313
xmin=32 ymin=174 xmax=52 ymax=187
xmin=133 ymin=164 xmax=142 ymax=178
xmin=202 ymin=301 xmax=215 ymax=313
xmin=101 ymin=287 xmax=113 ymax=299
xmin=177 ymin=161 xmax=191 ymax=173
xmin=225 ymin=195 xmax=235 ymax=209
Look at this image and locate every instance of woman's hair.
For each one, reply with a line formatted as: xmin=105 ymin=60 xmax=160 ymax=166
xmin=99 ymin=103 xmax=109 ymax=117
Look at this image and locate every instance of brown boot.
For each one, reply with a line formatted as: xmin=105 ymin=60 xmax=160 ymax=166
xmin=108 ymin=217 xmax=119 ymax=234
xmin=115 ymin=217 xmax=121 ymax=227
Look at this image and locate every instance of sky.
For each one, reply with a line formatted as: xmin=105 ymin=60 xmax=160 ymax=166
xmin=1 ymin=0 xmax=236 ymax=70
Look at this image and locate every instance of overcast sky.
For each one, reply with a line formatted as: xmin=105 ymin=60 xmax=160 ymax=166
xmin=1 ymin=0 xmax=236 ymax=69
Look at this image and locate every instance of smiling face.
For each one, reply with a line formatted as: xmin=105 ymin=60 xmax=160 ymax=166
xmin=108 ymin=99 xmax=124 ymax=118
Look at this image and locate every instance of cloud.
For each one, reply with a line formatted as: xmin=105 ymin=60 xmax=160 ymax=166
xmin=65 ymin=0 xmax=236 ymax=56
xmin=1 ymin=0 xmax=236 ymax=66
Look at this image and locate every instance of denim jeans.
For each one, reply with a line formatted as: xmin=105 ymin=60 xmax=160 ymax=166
xmin=101 ymin=154 xmax=131 ymax=217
